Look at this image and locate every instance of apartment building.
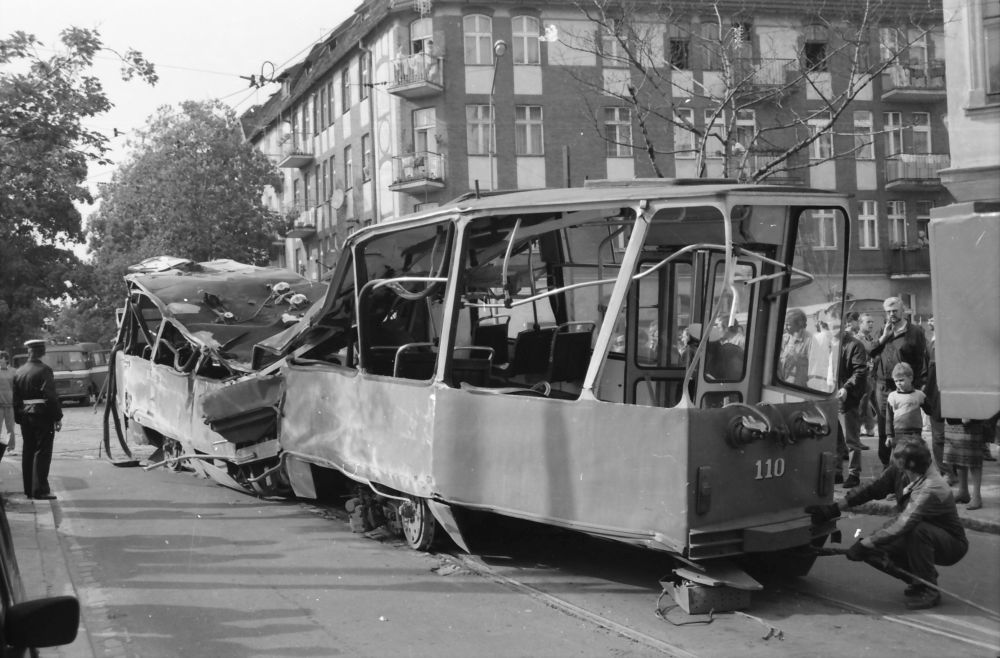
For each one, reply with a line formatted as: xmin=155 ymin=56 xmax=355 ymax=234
xmin=240 ymin=0 xmax=949 ymax=315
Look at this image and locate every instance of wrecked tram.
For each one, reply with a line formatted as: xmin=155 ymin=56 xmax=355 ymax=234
xmin=107 ymin=257 xmax=323 ymax=493
xmin=219 ymin=179 xmax=852 ymax=570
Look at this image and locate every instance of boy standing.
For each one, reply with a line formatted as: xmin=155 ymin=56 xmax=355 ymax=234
xmin=886 ymin=362 xmax=926 ymax=448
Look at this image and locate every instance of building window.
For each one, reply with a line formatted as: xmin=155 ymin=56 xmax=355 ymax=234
xmin=804 ymin=42 xmax=827 ymax=71
xmin=301 ymin=104 xmax=311 ymax=140
xmin=312 ymin=94 xmax=319 ymax=135
xmin=512 ymin=16 xmax=540 ymax=65
xmin=859 ymin=200 xmax=878 ymax=249
xmin=328 ymin=156 xmax=336 ymax=197
xmin=466 ymin=104 xmax=491 ymax=155
xmin=808 ymin=112 xmax=833 ymax=160
xmin=344 ymin=145 xmax=353 ymax=189
xmin=601 ymin=19 xmax=627 ymax=67
xmin=293 ymin=178 xmax=301 ymax=208
xmin=812 ymin=209 xmax=837 ymax=249
xmin=515 ymin=105 xmax=544 ymax=155
xmin=327 ymin=81 xmax=335 ymax=123
xmin=341 ymin=65 xmax=352 ymax=113
xmin=668 ymin=38 xmax=690 ymax=70
xmin=853 ymin=110 xmax=874 ymax=159
xmin=887 ymin=200 xmax=907 ymax=246
xmin=304 ymin=170 xmax=312 ymax=207
xmin=321 ymin=160 xmax=328 ymax=200
xmin=735 ymin=109 xmax=755 ymax=149
xmin=912 ymin=112 xmax=931 ymax=153
xmin=987 ymin=2 xmax=1000 ymax=95
xmin=413 ymin=108 xmax=436 ymax=154
xmin=879 ymin=27 xmax=904 ymax=63
xmin=674 ymin=108 xmax=695 ymax=157
xmin=604 ymin=107 xmax=632 ymax=157
xmin=704 ymin=109 xmax=726 ymax=158
xmin=361 ymin=134 xmax=372 ymax=181
xmin=360 ymin=52 xmax=371 ymax=101
xmin=915 ymin=200 xmax=932 ymax=246
xmin=319 ymin=88 xmax=327 ymax=130
xmin=883 ymin=111 xmax=903 ymax=155
xmin=464 ymin=14 xmax=493 ymax=65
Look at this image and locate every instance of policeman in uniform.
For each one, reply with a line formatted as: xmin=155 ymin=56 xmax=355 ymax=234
xmin=12 ymin=339 xmax=62 ymax=499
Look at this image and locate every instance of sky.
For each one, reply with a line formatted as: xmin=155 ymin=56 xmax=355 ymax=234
xmin=1 ymin=0 xmax=359 ymax=201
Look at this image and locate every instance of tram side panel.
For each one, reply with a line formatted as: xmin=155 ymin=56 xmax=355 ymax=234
xmin=432 ymin=388 xmax=692 ymax=552
xmin=280 ymin=364 xmax=437 ymax=498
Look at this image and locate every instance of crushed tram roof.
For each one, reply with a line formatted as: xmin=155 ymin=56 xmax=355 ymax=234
xmin=124 ymin=257 xmax=324 ymax=371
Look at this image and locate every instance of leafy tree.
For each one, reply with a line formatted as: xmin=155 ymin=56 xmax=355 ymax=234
xmin=86 ymin=99 xmax=284 ymax=341
xmin=0 ymin=28 xmax=156 ymax=352
xmin=563 ymin=0 xmax=942 ymax=181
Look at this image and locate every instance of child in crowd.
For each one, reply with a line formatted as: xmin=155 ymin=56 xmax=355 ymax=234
xmin=885 ymin=362 xmax=926 ymax=448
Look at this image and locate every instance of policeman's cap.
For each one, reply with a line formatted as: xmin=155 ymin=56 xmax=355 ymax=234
xmin=23 ymin=339 xmax=47 ymax=349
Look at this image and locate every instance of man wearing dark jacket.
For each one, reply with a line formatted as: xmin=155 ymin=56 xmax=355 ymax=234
xmin=833 ymin=319 xmax=870 ymax=488
xmin=12 ymin=339 xmax=63 ymax=499
xmin=868 ymin=297 xmax=929 ymax=466
xmin=807 ymin=441 xmax=967 ymax=610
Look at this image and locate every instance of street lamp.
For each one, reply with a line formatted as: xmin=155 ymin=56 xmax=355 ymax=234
xmin=489 ymin=39 xmax=507 ymax=190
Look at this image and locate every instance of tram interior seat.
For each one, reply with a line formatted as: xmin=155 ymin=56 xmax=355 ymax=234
xmin=547 ymin=321 xmax=595 ymax=384
xmin=449 ymin=346 xmax=494 ymax=387
xmin=497 ymin=325 xmax=556 ymax=382
xmin=393 ymin=342 xmax=438 ymax=380
xmin=473 ymin=315 xmax=510 ymax=365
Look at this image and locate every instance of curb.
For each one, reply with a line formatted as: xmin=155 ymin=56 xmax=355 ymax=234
xmin=852 ymin=499 xmax=1000 ymax=535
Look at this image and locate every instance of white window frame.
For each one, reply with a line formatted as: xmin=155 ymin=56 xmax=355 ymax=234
xmin=466 ymin=105 xmax=491 ymax=155
xmin=341 ymin=64 xmax=352 ymax=114
xmin=883 ymin=111 xmax=903 ymax=156
xmin=515 ymin=105 xmax=544 ymax=155
xmin=858 ymin=200 xmax=879 ymax=249
xmin=812 ymin=209 xmax=838 ymax=250
xmin=413 ymin=108 xmax=436 ymax=154
xmin=808 ymin=112 xmax=833 ymax=160
xmin=601 ymin=20 xmax=627 ymax=68
xmin=735 ymin=109 xmax=755 ymax=149
xmin=911 ymin=112 xmax=931 ymax=154
xmin=887 ymin=200 xmax=907 ymax=246
xmin=512 ymin=16 xmax=541 ymax=65
xmin=360 ymin=52 xmax=372 ymax=101
xmin=361 ymin=134 xmax=372 ymax=181
xmin=987 ymin=2 xmax=1000 ymax=95
xmin=853 ymin=110 xmax=874 ymax=159
xmin=604 ymin=107 xmax=632 ymax=158
xmin=674 ymin=108 xmax=695 ymax=158
xmin=704 ymin=109 xmax=726 ymax=158
xmin=463 ymin=14 xmax=493 ymax=66
xmin=344 ymin=145 xmax=353 ymax=189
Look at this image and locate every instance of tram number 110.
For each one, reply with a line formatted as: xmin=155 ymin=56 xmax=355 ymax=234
xmin=754 ymin=458 xmax=786 ymax=480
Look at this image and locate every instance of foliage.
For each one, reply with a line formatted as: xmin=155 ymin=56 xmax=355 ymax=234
xmin=0 ymin=28 xmax=156 ymax=353
xmin=564 ymin=0 xmax=943 ymax=181
xmin=86 ymin=99 xmax=284 ymax=342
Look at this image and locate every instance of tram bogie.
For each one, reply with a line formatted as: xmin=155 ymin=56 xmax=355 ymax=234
xmin=249 ymin=180 xmax=852 ymax=569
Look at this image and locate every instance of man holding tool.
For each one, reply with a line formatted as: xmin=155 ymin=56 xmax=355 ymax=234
xmin=806 ymin=440 xmax=967 ymax=610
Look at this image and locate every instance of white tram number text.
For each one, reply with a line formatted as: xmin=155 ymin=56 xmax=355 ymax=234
xmin=754 ymin=458 xmax=786 ymax=480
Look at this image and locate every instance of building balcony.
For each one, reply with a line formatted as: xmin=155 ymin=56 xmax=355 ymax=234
xmin=732 ymin=58 xmax=799 ymax=96
xmin=884 ymin=153 xmax=950 ymax=191
xmin=389 ymin=151 xmax=446 ymax=193
xmin=881 ymin=61 xmax=946 ymax=102
xmin=387 ymin=53 xmax=444 ymax=99
xmin=886 ymin=245 xmax=931 ymax=278
xmin=277 ymin=135 xmax=314 ymax=169
xmin=286 ymin=207 xmax=317 ymax=239
xmin=740 ymin=150 xmax=804 ymax=185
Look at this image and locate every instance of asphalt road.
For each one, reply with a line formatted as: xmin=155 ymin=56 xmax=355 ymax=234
xmin=5 ymin=404 xmax=999 ymax=657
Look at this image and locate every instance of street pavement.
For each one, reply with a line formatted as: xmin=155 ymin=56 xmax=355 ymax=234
xmin=2 ymin=406 xmax=999 ymax=656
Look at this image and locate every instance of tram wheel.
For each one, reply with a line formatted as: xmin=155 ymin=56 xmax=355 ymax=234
xmin=742 ymin=535 xmax=827 ymax=580
xmin=399 ymin=496 xmax=437 ymax=551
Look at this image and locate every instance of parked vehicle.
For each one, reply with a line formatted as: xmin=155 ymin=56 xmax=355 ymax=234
xmin=0 ymin=494 xmax=79 ymax=656
xmin=12 ymin=342 xmax=110 ymax=406
xmin=196 ymin=179 xmax=850 ymax=580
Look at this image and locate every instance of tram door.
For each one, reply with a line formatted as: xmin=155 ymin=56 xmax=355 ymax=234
xmin=622 ymin=251 xmax=754 ymax=408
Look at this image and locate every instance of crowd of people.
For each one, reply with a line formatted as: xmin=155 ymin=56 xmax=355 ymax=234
xmin=795 ymin=296 xmax=998 ymax=610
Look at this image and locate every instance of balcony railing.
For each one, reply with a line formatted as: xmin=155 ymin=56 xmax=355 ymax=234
xmin=277 ymin=134 xmax=315 ymax=169
xmin=739 ymin=150 xmax=803 ymax=184
xmin=287 ymin=207 xmax=317 ymax=239
xmin=884 ymin=153 xmax=950 ymax=190
xmin=389 ymin=151 xmax=446 ymax=193
xmin=732 ymin=58 xmax=798 ymax=93
xmin=886 ymin=245 xmax=931 ymax=278
xmin=388 ymin=53 xmax=444 ymax=99
xmin=881 ymin=60 xmax=946 ymax=101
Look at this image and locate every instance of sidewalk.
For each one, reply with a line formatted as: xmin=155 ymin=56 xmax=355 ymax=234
xmin=843 ymin=434 xmax=1000 ymax=535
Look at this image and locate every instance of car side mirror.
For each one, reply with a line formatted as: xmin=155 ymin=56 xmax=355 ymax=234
xmin=4 ymin=595 xmax=79 ymax=648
